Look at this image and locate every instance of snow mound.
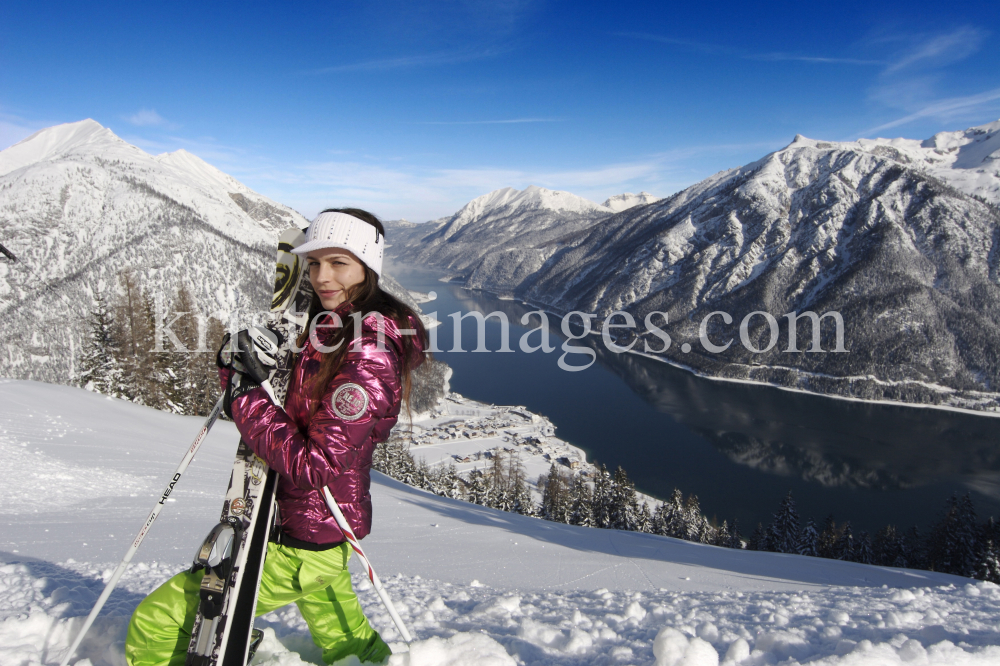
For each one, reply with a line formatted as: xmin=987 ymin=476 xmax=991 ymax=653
xmin=653 ymin=627 xmax=718 ymax=666
xmin=387 ymin=632 xmax=515 ymax=666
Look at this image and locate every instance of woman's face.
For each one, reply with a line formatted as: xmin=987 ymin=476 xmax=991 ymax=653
xmin=306 ymin=248 xmax=366 ymax=310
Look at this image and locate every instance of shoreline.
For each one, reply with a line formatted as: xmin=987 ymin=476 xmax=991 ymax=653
xmin=435 ymin=277 xmax=1000 ymax=421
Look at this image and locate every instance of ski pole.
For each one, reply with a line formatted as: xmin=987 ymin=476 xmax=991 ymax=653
xmin=59 ymin=395 xmax=226 ymax=666
xmin=322 ymin=487 xmax=414 ymax=643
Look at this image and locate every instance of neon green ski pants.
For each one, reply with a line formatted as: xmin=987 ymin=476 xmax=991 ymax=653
xmin=125 ymin=542 xmax=391 ymax=666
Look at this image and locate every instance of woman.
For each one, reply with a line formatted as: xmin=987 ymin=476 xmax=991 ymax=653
xmin=125 ymin=209 xmax=426 ymax=666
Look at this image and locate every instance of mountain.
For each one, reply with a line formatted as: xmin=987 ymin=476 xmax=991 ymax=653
xmin=858 ymin=119 xmax=1000 ymax=205
xmin=602 ymin=191 xmax=661 ymax=212
xmin=385 ymin=185 xmax=613 ymax=296
xmin=0 ymin=119 xmax=308 ymax=384
xmin=387 ymin=121 xmax=1000 ymax=411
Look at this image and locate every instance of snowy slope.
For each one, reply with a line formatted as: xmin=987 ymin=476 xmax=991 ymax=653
xmin=0 ymin=120 xmax=308 ymax=385
xmin=857 ymin=119 xmax=1000 ymax=205
xmin=3 ymin=380 xmax=1000 ymax=666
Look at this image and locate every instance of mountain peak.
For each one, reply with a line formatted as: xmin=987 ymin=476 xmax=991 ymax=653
xmin=0 ymin=119 xmax=130 ymax=177
xmin=454 ymin=185 xmax=608 ymax=223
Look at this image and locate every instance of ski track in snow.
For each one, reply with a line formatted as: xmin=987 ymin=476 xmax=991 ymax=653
xmin=2 ymin=379 xmax=1000 ymax=665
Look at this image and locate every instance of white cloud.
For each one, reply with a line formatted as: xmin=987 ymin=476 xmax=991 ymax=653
xmin=860 ymin=26 xmax=996 ymax=136
xmin=124 ymin=109 xmax=174 ymax=127
xmin=617 ymin=33 xmax=883 ymax=66
xmin=307 ymin=47 xmax=503 ymax=74
xmin=860 ymin=87 xmax=1000 ymax=136
xmin=884 ymin=27 xmax=987 ymax=74
xmin=229 ymin=141 xmax=781 ymax=221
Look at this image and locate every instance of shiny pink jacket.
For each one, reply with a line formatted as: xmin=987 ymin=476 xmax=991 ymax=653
xmin=230 ymin=306 xmax=422 ymax=546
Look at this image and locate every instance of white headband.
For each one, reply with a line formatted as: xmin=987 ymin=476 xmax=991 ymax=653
xmin=291 ymin=211 xmax=384 ymax=277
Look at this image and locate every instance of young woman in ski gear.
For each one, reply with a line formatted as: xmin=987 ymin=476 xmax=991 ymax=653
xmin=125 ymin=209 xmax=427 ymax=666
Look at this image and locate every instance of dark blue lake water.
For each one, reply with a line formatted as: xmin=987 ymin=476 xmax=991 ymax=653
xmin=389 ymin=263 xmax=1000 ymax=534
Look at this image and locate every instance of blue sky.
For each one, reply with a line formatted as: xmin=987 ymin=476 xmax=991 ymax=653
xmin=2 ymin=1 xmax=998 ymax=220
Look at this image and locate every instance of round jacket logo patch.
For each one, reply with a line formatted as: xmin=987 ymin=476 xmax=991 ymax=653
xmin=331 ymin=383 xmax=369 ymax=421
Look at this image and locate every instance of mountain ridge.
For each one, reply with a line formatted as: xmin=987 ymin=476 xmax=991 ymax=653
xmin=0 ymin=120 xmax=308 ymax=385
xmin=386 ymin=121 xmax=1000 ymax=412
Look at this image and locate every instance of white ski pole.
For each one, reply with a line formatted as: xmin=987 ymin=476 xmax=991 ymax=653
xmin=59 ymin=395 xmax=226 ymax=666
xmin=322 ymin=487 xmax=414 ymax=643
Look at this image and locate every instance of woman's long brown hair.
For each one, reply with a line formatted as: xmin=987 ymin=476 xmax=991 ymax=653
xmin=296 ymin=208 xmax=427 ymax=415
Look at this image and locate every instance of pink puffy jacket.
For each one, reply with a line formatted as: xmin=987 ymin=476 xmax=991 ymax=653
xmin=230 ymin=305 xmax=423 ymax=546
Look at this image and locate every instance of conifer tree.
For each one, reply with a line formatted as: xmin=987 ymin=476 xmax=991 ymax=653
xmin=637 ymin=502 xmax=653 ymax=534
xmin=590 ymin=465 xmax=613 ymax=529
xmin=542 ymin=463 xmax=572 ymax=523
xmin=975 ymin=519 xmax=1000 ymax=583
xmin=505 ymin=453 xmax=534 ymax=516
xmin=569 ymin=475 xmax=594 ymax=527
xmin=727 ymin=519 xmax=745 ymax=549
xmin=610 ymin=466 xmax=640 ymax=531
xmin=466 ymin=468 xmax=489 ymax=506
xmin=79 ymin=292 xmax=126 ymax=397
xmin=834 ymin=522 xmax=856 ymax=561
xmin=818 ymin=515 xmax=839 ymax=559
xmin=927 ymin=493 xmax=979 ymax=576
xmin=662 ymin=489 xmax=686 ymax=538
xmin=767 ymin=492 xmax=801 ymax=554
xmin=683 ymin=494 xmax=711 ymax=543
xmin=715 ymin=520 xmax=731 ymax=547
xmin=903 ymin=526 xmax=925 ymax=571
xmin=873 ymin=525 xmax=904 ymax=567
xmin=798 ymin=518 xmax=820 ymax=557
xmin=748 ymin=523 xmax=767 ymax=551
xmin=857 ymin=531 xmax=875 ymax=565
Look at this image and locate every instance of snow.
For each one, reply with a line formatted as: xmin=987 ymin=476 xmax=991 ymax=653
xmin=2 ymin=378 xmax=1000 ymax=665
xmin=602 ymin=192 xmax=661 ymax=213
xmin=443 ymin=186 xmax=611 ymax=232
xmin=793 ymin=119 xmax=1000 ymax=205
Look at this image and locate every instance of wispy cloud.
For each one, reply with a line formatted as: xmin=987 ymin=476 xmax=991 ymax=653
xmin=616 ymin=32 xmax=884 ymax=66
xmin=307 ymin=48 xmax=501 ymax=75
xmin=884 ymin=27 xmax=987 ymax=74
xmin=412 ymin=118 xmax=564 ymax=125
xmin=860 ymin=26 xmax=996 ymax=136
xmin=232 ymin=140 xmax=784 ymax=221
xmin=860 ymin=87 xmax=1000 ymax=136
xmin=124 ymin=108 xmax=177 ymax=128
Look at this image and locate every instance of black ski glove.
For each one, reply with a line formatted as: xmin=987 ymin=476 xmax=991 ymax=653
xmin=217 ymin=327 xmax=283 ymax=418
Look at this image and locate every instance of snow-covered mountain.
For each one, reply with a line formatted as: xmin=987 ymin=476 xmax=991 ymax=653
xmin=4 ymin=379 xmax=996 ymax=666
xmin=0 ymin=119 xmax=308 ymax=384
xmin=857 ymin=120 xmax=1000 ymax=205
xmin=385 ymin=186 xmax=614 ymax=296
xmin=602 ymin=191 xmax=660 ymax=212
xmin=386 ymin=121 xmax=1000 ymax=411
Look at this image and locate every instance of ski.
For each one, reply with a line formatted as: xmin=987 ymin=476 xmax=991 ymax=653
xmin=186 ymin=227 xmax=312 ymax=666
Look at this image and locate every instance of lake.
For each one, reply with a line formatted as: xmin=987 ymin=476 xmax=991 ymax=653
xmin=388 ymin=263 xmax=1000 ymax=534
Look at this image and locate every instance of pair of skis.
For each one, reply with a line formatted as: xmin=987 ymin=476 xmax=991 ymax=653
xmin=60 ymin=228 xmax=412 ymax=666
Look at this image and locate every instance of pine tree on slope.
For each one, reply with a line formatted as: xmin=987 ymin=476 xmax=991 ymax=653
xmin=767 ymin=491 xmax=801 ymax=554
xmin=79 ymin=292 xmax=126 ymax=397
